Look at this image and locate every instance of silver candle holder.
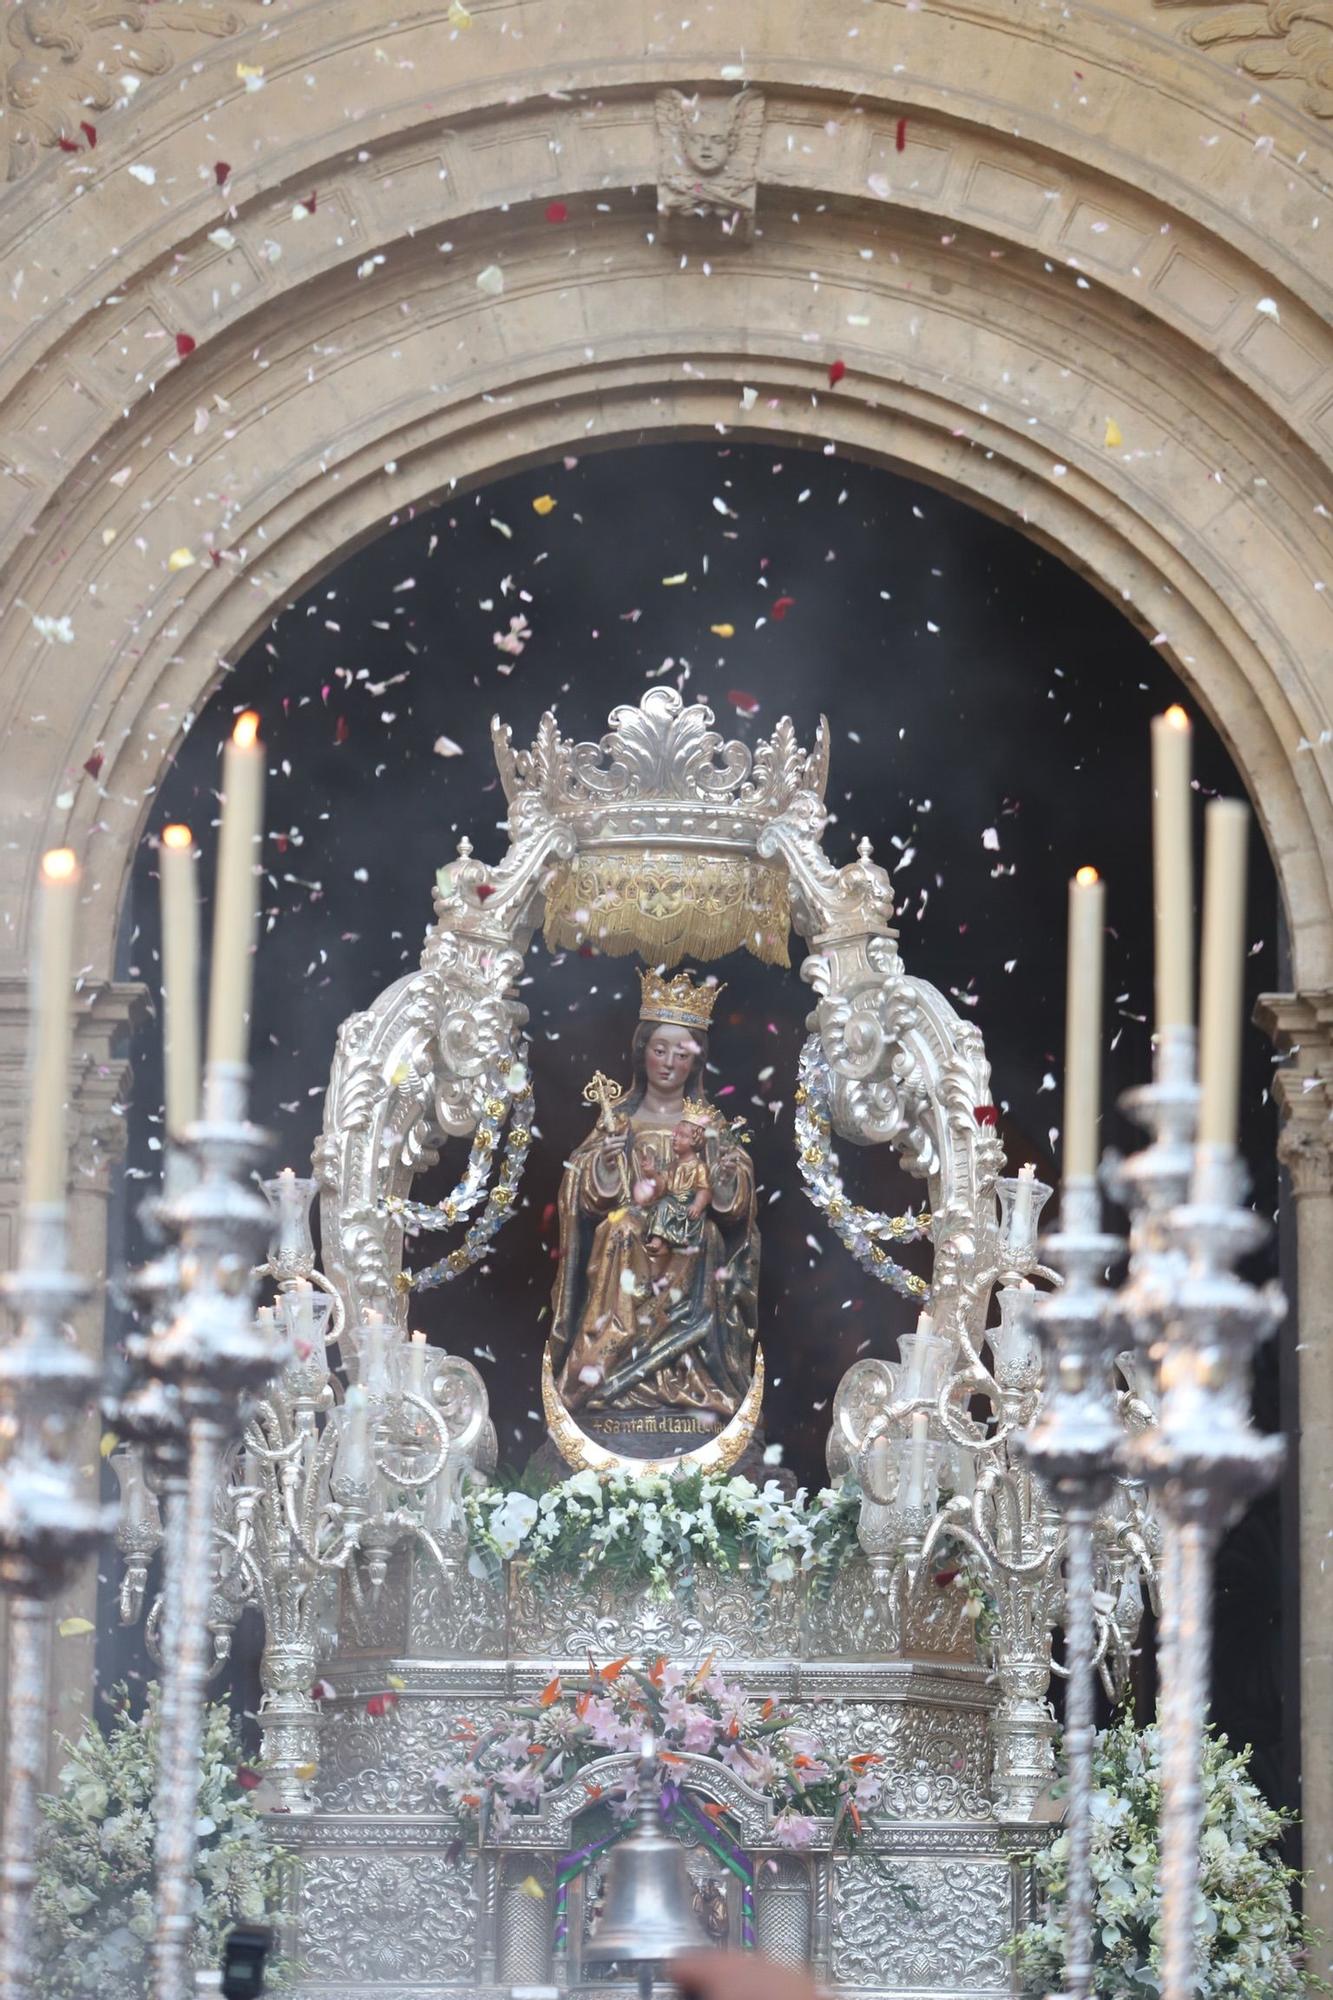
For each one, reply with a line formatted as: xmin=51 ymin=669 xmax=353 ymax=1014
xmin=142 ymin=1062 xmax=282 ymax=2000
xmin=0 ymin=1201 xmax=105 ymax=2000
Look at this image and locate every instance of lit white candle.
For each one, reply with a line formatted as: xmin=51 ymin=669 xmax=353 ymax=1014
xmin=1010 ymin=1160 xmax=1037 ymax=1241
xmin=1198 ymin=799 xmax=1250 ymax=1151
xmin=1151 ymin=705 xmax=1193 ymax=1032
xmin=24 ymin=847 xmax=80 ymax=1206
xmin=1064 ymin=866 xmax=1106 ymax=1180
xmin=205 ymin=711 xmax=266 ymax=1072
xmin=158 ymin=823 xmax=200 ymax=1138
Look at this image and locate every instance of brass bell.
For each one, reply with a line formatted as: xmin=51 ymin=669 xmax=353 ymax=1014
xmin=584 ymin=1743 xmax=710 ymax=1971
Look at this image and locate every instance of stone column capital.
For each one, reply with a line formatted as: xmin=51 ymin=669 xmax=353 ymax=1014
xmin=0 ymin=976 xmax=146 ymax=1196
xmin=1255 ymin=988 xmax=1333 ymax=1198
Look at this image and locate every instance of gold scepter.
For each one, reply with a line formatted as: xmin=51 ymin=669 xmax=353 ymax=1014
xmin=583 ymin=1072 xmax=633 ymax=1203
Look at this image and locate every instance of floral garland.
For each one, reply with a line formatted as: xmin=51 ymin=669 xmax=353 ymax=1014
xmin=32 ymin=1685 xmax=288 ymax=2000
xmin=466 ymin=1467 xmax=863 ymax=1596
xmin=794 ymin=1037 xmax=932 ymax=1302
xmin=432 ymin=1656 xmax=884 ymax=1854
xmin=1012 ymin=1711 xmax=1316 ymax=1999
xmin=388 ymin=1049 xmax=534 ymax=1292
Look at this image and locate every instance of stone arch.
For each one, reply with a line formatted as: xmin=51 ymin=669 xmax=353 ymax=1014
xmin=1 ymin=0 xmax=1331 ymax=1959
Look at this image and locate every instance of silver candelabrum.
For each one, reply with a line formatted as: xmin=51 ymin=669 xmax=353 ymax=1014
xmin=0 ymin=1202 xmax=103 ymax=2000
xmin=837 ymin=1170 xmax=1160 ymax=1828
xmin=113 ymin=1166 xmax=493 ymax=1817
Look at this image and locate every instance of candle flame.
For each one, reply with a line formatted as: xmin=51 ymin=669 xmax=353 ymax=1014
xmin=40 ymin=847 xmax=78 ymax=884
xmin=1074 ymin=865 xmax=1100 ymax=887
xmin=161 ymin=823 xmax=193 ymax=850
xmin=232 ymin=710 xmax=261 ymax=749
xmin=1162 ymin=704 xmax=1190 ymax=730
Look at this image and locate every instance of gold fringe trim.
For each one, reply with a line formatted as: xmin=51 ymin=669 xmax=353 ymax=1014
xmin=544 ymin=849 xmax=791 ymax=968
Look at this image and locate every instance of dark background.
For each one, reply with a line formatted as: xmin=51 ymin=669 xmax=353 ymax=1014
xmin=110 ymin=438 xmax=1291 ymax=1809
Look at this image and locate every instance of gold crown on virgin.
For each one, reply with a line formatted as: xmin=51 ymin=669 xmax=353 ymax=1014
xmin=638 ymin=968 xmax=724 ymax=1030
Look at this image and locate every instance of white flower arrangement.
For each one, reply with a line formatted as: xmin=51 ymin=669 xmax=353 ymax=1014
xmin=466 ymin=1466 xmax=861 ymax=1596
xmin=32 ymin=1685 xmax=288 ymax=2000
xmin=1013 ymin=1711 xmax=1319 ymax=1999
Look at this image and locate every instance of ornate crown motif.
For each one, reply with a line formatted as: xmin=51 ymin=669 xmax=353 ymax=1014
xmin=491 ymin=687 xmax=828 ymax=853
xmin=679 ymin=1096 xmax=716 ymax=1127
xmin=639 ymin=968 xmax=724 ymax=1029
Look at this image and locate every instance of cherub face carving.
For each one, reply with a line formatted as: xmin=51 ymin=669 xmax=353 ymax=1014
xmin=681 ymin=101 xmax=733 ymax=175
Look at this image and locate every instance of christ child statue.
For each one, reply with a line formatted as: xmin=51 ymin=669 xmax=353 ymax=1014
xmin=642 ymin=1112 xmax=713 ymax=1254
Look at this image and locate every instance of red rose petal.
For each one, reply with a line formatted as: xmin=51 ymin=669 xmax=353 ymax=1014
xmin=302 ymin=190 xmax=317 ymax=213
xmin=334 ymin=715 xmax=349 ymax=745
xmin=828 ymin=359 xmax=847 ymax=388
xmin=974 ymin=1104 xmax=998 ymax=1126
xmin=210 ymin=549 xmax=223 ymax=567
xmin=545 ymin=201 xmax=568 ymax=223
xmin=80 ymin=122 xmax=97 ymax=149
xmin=58 ymin=136 xmax=81 ymax=154
xmin=895 ymin=116 xmax=908 ymax=152
xmin=475 ymin=882 xmax=496 ymax=902
xmin=175 ymin=333 xmax=197 ymax=358
xmin=82 ymin=752 xmax=104 ymax=780
xmin=365 ymin=1692 xmax=398 ymax=1718
xmin=726 ymin=690 xmax=760 ymax=715
xmin=214 ymin=160 xmax=232 ymax=187
xmin=771 ymin=596 xmax=796 ymax=620
xmin=236 ymin=1766 xmax=262 ymax=1790
xmin=275 ymin=832 xmax=289 ymax=855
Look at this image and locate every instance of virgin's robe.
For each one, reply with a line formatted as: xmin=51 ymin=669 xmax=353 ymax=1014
xmin=549 ymin=1109 xmax=758 ymax=1418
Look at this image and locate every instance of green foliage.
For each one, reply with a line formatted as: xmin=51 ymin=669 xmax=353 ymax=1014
xmin=32 ymin=1684 xmax=288 ymax=2000
xmin=1013 ymin=1711 xmax=1320 ymax=1999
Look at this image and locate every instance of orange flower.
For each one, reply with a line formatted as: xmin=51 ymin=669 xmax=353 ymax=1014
xmin=539 ymin=1676 xmax=562 ymax=1707
xmin=848 ymin=1752 xmax=883 ymax=1770
xmin=599 ymin=1655 xmax=632 ymax=1682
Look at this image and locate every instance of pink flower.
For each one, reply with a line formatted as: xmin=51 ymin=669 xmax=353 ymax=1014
xmin=773 ymin=1810 xmax=819 ymax=1849
xmin=580 ymin=1696 xmax=636 ymax=1752
xmin=681 ymin=1709 xmax=719 ymax=1753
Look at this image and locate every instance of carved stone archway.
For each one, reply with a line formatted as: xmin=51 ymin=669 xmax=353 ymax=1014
xmin=0 ymin=0 xmax=1330 ymax=1958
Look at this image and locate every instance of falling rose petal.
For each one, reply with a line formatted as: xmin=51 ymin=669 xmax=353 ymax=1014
xmin=545 ymin=201 xmax=569 ymax=223
xmin=771 ymin=595 xmax=796 ymax=620
xmin=334 ymin=716 xmax=349 ymax=745
xmin=827 ymin=359 xmax=847 ymax=388
xmin=476 ymin=263 xmax=505 ymax=296
xmin=365 ymin=1692 xmax=398 ymax=1717
xmin=532 ymin=494 xmax=557 ymax=515
xmin=82 ymin=751 xmax=104 ymax=780
xmin=1104 ymin=417 xmax=1123 ymax=448
xmin=235 ymin=1766 xmax=262 ymax=1789
xmin=727 ymin=690 xmax=760 ymax=715
xmin=167 ymin=547 xmax=196 ymax=572
xmin=311 ymin=1679 xmax=336 ymax=1701
xmin=974 ymin=1104 xmax=998 ymax=1126
xmin=80 ymin=121 xmax=97 ymax=148
xmin=58 ymin=135 xmax=81 ymax=154
xmin=434 ymin=734 xmax=464 ymax=757
xmin=475 ymin=883 xmax=496 ymax=902
xmin=896 ymin=116 xmax=909 ymax=152
xmin=175 ymin=333 xmax=197 ymax=359
xmin=710 ymin=623 xmax=735 ymax=637
xmin=57 ymin=1616 xmax=95 ymax=1638
xmin=214 ymin=160 xmax=232 ymax=186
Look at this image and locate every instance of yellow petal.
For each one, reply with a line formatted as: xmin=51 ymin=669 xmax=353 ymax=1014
xmin=168 ymin=547 xmax=196 ymax=572
xmin=236 ymin=61 xmax=265 ymax=78
xmin=390 ymin=1061 xmax=411 ymax=1087
xmin=710 ymin=623 xmax=735 ymax=638
xmin=58 ymin=1617 xmax=95 ymax=1638
xmin=386 ymin=1674 xmax=407 ymax=1691
xmin=661 ymin=573 xmax=688 ymax=586
xmin=532 ymin=495 xmax=556 ymax=515
xmin=100 ymin=1432 xmax=119 ymax=1458
xmin=519 ymin=1876 xmax=546 ymax=1899
xmin=101 ymin=529 xmax=116 ymax=547
xmin=1103 ymin=418 xmax=1123 ymax=448
xmin=294 ymin=1762 xmax=318 ymax=1781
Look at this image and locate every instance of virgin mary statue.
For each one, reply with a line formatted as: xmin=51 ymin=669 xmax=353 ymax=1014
xmin=549 ymin=970 xmax=759 ymax=1426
